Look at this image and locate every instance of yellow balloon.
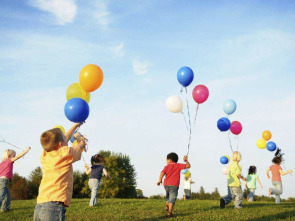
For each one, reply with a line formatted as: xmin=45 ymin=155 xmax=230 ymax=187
xmin=256 ymin=139 xmax=267 ymax=149
xmin=72 ymin=140 xmax=78 ymax=146
xmin=224 ymin=155 xmax=230 ymax=163
xmin=53 ymin=125 xmax=65 ymax=134
xmin=66 ymin=83 xmax=91 ymax=103
xmin=184 ymin=170 xmax=191 ymax=177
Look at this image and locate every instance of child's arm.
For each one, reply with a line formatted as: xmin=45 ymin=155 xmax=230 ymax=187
xmin=71 ymin=139 xmax=87 ymax=163
xmin=11 ymin=147 xmax=31 ymax=162
xmin=256 ymin=177 xmax=263 ymax=188
xmin=266 ymin=168 xmax=271 ymax=179
xmin=65 ymin=123 xmax=83 ymax=142
xmin=103 ymin=168 xmax=111 ymax=179
xmin=157 ymin=172 xmax=165 ymax=186
xmin=279 ymin=169 xmax=292 ymax=176
xmin=183 ymin=155 xmax=191 ymax=169
xmin=237 ymin=174 xmax=247 ymax=181
xmin=85 ymin=165 xmax=92 ymax=175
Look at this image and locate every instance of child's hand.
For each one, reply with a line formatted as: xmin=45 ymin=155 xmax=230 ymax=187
xmin=288 ymin=170 xmax=293 ymax=174
xmin=183 ymin=155 xmax=188 ymax=162
xmin=84 ymin=164 xmax=89 ymax=169
xmin=267 ymin=175 xmax=270 ymax=179
xmin=25 ymin=147 xmax=31 ymax=152
xmin=157 ymin=180 xmax=162 ymax=186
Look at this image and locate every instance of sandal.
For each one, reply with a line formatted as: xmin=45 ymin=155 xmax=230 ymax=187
xmin=166 ymin=213 xmax=174 ymax=218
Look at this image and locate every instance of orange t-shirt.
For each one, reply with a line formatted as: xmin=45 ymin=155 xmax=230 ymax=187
xmin=270 ymin=164 xmax=282 ymax=182
xmin=37 ymin=145 xmax=82 ymax=207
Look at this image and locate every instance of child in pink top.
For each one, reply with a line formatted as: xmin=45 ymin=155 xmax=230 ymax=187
xmin=266 ymin=149 xmax=292 ymax=204
xmin=0 ymin=147 xmax=31 ymax=212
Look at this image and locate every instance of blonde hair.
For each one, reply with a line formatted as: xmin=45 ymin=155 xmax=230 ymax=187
xmin=2 ymin=149 xmax=16 ymax=161
xmin=40 ymin=128 xmax=64 ymax=152
xmin=232 ymin=151 xmax=242 ymax=162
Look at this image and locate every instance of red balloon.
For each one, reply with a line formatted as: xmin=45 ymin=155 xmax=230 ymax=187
xmin=192 ymin=85 xmax=209 ymax=104
xmin=230 ymin=121 xmax=242 ymax=135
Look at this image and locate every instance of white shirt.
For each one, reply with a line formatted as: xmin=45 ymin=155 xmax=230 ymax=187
xmin=183 ymin=178 xmax=191 ymax=190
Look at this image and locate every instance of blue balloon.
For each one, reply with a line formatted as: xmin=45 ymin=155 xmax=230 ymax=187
xmin=220 ymin=156 xmax=228 ymax=164
xmin=181 ymin=169 xmax=188 ymax=174
xmin=223 ymin=99 xmax=237 ymax=115
xmin=217 ymin=117 xmax=231 ymax=132
xmin=177 ymin=67 xmax=194 ymax=87
xmin=64 ymin=98 xmax=90 ymax=123
xmin=70 ymin=130 xmax=78 ymax=143
xmin=267 ymin=141 xmax=277 ymax=152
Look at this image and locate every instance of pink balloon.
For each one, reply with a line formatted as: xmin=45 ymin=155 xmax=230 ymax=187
xmin=192 ymin=85 xmax=209 ymax=104
xmin=222 ymin=167 xmax=228 ymax=175
xmin=230 ymin=121 xmax=242 ymax=135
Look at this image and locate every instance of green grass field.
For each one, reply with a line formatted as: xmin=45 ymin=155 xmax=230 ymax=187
xmin=1 ymin=199 xmax=295 ymax=221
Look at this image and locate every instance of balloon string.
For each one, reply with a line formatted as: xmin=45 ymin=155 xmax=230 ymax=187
xmin=181 ymin=112 xmax=189 ymax=133
xmin=235 ymin=135 xmax=239 ymax=150
xmin=0 ymin=135 xmax=25 ymax=151
xmin=227 ymin=131 xmax=233 ymax=153
xmin=194 ymin=103 xmax=200 ymax=124
xmin=81 ymin=155 xmax=87 ymax=165
xmin=185 ymin=88 xmax=192 ymax=156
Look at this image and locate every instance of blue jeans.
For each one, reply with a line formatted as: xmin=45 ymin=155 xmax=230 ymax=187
xmin=222 ymin=186 xmax=242 ymax=208
xmin=33 ymin=202 xmax=66 ymax=221
xmin=164 ymin=186 xmax=178 ymax=204
xmin=248 ymin=188 xmax=255 ymax=202
xmin=0 ymin=178 xmax=10 ymax=212
xmin=271 ymin=181 xmax=283 ymax=204
xmin=222 ymin=186 xmax=232 ymax=205
xmin=184 ymin=189 xmax=191 ymax=199
xmin=88 ymin=179 xmax=100 ymax=206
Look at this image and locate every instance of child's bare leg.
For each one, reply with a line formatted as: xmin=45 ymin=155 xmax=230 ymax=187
xmin=168 ymin=203 xmax=174 ymax=214
xmin=165 ymin=201 xmax=169 ymax=211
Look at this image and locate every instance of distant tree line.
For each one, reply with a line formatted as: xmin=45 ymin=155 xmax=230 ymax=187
xmin=8 ymin=150 xmax=138 ymax=200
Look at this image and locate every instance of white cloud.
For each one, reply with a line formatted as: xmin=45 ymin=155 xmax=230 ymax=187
xmin=132 ymin=59 xmax=150 ymax=75
xmin=30 ymin=0 xmax=77 ymax=25
xmin=92 ymin=1 xmax=110 ymax=28
xmin=109 ymin=42 xmax=124 ymax=57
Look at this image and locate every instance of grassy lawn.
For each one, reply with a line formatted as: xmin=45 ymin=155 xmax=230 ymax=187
xmin=1 ymin=198 xmax=295 ymax=221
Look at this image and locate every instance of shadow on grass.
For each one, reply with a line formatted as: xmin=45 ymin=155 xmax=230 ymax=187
xmin=139 ymin=211 xmax=198 ymax=221
xmin=249 ymin=210 xmax=295 ymax=221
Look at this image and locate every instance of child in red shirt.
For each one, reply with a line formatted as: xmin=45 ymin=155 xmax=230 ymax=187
xmin=157 ymin=153 xmax=190 ymax=218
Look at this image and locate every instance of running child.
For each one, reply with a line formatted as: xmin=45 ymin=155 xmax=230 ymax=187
xmin=246 ymin=166 xmax=263 ymax=202
xmin=183 ymin=173 xmax=194 ymax=200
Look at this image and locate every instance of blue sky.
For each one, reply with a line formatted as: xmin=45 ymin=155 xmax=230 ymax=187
xmin=0 ymin=0 xmax=295 ymax=198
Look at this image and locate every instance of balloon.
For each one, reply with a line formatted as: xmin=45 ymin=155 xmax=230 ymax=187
xmin=72 ymin=140 xmax=78 ymax=146
xmin=66 ymin=83 xmax=90 ymax=103
xmin=166 ymin=95 xmax=183 ymax=113
xmin=53 ymin=125 xmax=65 ymax=134
xmin=177 ymin=66 xmax=194 ymax=87
xmin=217 ymin=117 xmax=231 ymax=132
xmin=267 ymin=141 xmax=277 ymax=152
xmin=70 ymin=130 xmax=79 ymax=143
xmin=181 ymin=169 xmax=188 ymax=174
xmin=220 ymin=156 xmax=229 ymax=164
xmin=230 ymin=121 xmax=242 ymax=135
xmin=184 ymin=170 xmax=191 ymax=177
xmin=222 ymin=166 xmax=228 ymax=175
xmin=192 ymin=85 xmax=209 ymax=104
xmin=223 ymin=99 xmax=237 ymax=115
xmin=262 ymin=130 xmax=272 ymax=141
xmin=79 ymin=64 xmax=104 ymax=92
xmin=256 ymin=139 xmax=267 ymax=149
xmin=224 ymin=155 xmax=230 ymax=163
xmin=64 ymin=98 xmax=90 ymax=123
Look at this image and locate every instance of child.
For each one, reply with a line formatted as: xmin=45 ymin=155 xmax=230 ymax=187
xmin=183 ymin=174 xmax=194 ymax=200
xmin=246 ymin=166 xmax=263 ymax=202
xmin=85 ymin=154 xmax=110 ymax=207
xmin=157 ymin=153 xmax=190 ymax=218
xmin=34 ymin=123 xmax=86 ymax=221
xmin=220 ymin=151 xmax=246 ymax=209
xmin=266 ymin=148 xmax=292 ymax=204
xmin=0 ymin=147 xmax=31 ymax=212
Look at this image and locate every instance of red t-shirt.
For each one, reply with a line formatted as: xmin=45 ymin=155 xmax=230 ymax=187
xmin=0 ymin=158 xmax=14 ymax=180
xmin=270 ymin=164 xmax=282 ymax=182
xmin=162 ymin=162 xmax=186 ymax=187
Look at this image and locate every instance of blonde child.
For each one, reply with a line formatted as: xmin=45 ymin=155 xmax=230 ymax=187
xmin=85 ymin=154 xmax=110 ymax=207
xmin=34 ymin=123 xmax=86 ymax=221
xmin=183 ymin=174 xmax=194 ymax=200
xmin=0 ymin=147 xmax=31 ymax=212
xmin=246 ymin=166 xmax=263 ymax=202
xmin=220 ymin=151 xmax=246 ymax=209
xmin=266 ymin=148 xmax=292 ymax=204
xmin=157 ymin=153 xmax=190 ymax=218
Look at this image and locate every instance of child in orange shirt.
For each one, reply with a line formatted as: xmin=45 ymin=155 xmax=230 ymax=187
xmin=33 ymin=123 xmax=86 ymax=221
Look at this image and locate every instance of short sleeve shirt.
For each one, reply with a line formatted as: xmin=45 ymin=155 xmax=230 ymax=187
xmin=270 ymin=164 xmax=282 ymax=182
xmin=183 ymin=178 xmax=191 ymax=190
xmin=162 ymin=162 xmax=186 ymax=187
xmin=0 ymin=158 xmax=13 ymax=180
xmin=247 ymin=174 xmax=258 ymax=189
xmin=90 ymin=165 xmax=104 ymax=181
xmin=227 ymin=161 xmax=242 ymax=187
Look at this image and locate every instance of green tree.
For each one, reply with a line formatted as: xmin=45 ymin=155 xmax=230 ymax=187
xmin=8 ymin=173 xmax=29 ymax=200
xmin=27 ymin=167 xmax=42 ymax=198
xmin=211 ymin=187 xmax=220 ymax=200
xmin=136 ymin=189 xmax=144 ymax=198
xmin=97 ymin=150 xmax=137 ymax=198
xmin=73 ymin=171 xmax=89 ymax=198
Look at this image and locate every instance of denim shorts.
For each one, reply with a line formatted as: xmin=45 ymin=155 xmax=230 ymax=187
xmin=164 ymin=185 xmax=179 ymax=204
xmin=34 ymin=201 xmax=66 ymax=221
xmin=184 ymin=189 xmax=191 ymax=199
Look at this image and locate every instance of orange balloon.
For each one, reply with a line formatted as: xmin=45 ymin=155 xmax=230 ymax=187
xmin=262 ymin=130 xmax=272 ymax=141
xmin=79 ymin=64 xmax=104 ymax=92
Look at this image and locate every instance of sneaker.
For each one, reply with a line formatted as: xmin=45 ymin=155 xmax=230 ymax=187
xmin=220 ymin=198 xmax=225 ymax=209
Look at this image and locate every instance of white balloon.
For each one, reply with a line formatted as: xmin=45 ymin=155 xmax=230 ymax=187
xmin=166 ymin=95 xmax=183 ymax=113
xmin=222 ymin=166 xmax=228 ymax=175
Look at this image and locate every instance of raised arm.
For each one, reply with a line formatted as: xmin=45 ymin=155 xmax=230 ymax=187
xmin=157 ymin=172 xmax=165 ymax=186
xmin=183 ymin=155 xmax=191 ymax=169
xmin=11 ymin=147 xmax=31 ymax=162
xmin=266 ymin=168 xmax=271 ymax=179
xmin=65 ymin=123 xmax=83 ymax=142
xmin=279 ymin=169 xmax=292 ymax=176
xmin=85 ymin=165 xmax=92 ymax=175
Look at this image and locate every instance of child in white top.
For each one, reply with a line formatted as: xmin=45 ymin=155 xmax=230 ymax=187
xmin=183 ymin=175 xmax=194 ymax=200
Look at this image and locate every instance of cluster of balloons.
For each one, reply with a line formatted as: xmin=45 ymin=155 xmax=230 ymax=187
xmin=64 ymin=64 xmax=104 ymax=123
xmin=181 ymin=169 xmax=191 ymax=177
xmin=217 ymin=100 xmax=242 ymax=135
xmin=53 ymin=125 xmax=65 ymax=134
xmin=256 ymin=130 xmax=277 ymax=152
xmin=166 ymin=67 xmax=209 ymax=113
xmin=220 ymin=155 xmax=230 ymax=165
